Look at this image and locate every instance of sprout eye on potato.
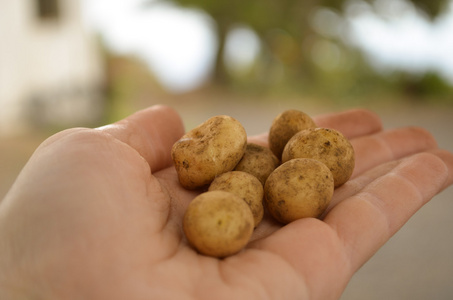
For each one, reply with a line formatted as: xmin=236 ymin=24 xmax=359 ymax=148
xmin=172 ymin=109 xmax=355 ymax=257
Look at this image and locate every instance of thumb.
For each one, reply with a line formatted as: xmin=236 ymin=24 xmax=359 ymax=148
xmin=97 ymin=105 xmax=185 ymax=172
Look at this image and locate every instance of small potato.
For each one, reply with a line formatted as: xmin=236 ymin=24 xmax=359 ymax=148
xmin=282 ymin=127 xmax=355 ymax=187
xmin=264 ymin=158 xmax=334 ymax=224
xmin=209 ymin=171 xmax=264 ymax=227
xmin=183 ymin=191 xmax=254 ymax=257
xmin=172 ymin=115 xmax=247 ymax=189
xmin=234 ymin=143 xmax=280 ymax=185
xmin=268 ymin=109 xmax=316 ymax=160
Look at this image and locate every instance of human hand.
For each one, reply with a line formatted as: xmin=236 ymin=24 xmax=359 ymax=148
xmin=0 ymin=105 xmax=452 ymax=300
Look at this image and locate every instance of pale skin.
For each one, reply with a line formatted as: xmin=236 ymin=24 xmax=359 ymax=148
xmin=0 ymin=105 xmax=452 ymax=300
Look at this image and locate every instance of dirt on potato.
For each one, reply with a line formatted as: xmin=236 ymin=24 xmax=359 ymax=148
xmin=234 ymin=143 xmax=279 ymax=186
xmin=172 ymin=115 xmax=247 ymax=189
xmin=183 ymin=190 xmax=254 ymax=257
xmin=264 ymin=158 xmax=334 ymax=223
xmin=268 ymin=109 xmax=316 ymax=160
xmin=282 ymin=127 xmax=355 ymax=187
xmin=209 ymin=171 xmax=264 ymax=227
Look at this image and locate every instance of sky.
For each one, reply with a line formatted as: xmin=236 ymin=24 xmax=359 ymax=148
xmin=347 ymin=0 xmax=453 ymax=81
xmin=82 ymin=0 xmax=218 ymax=92
xmin=81 ymin=0 xmax=453 ymax=93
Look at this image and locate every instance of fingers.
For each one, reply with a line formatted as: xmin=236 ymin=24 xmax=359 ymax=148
xmin=431 ymin=149 xmax=453 ymax=190
xmin=247 ymin=108 xmax=383 ymax=148
xmin=323 ymin=160 xmax=400 ymax=217
xmin=97 ymin=105 xmax=185 ymax=172
xmin=247 ymin=134 xmax=268 ymax=147
xmin=250 ymin=150 xmax=453 ymax=299
xmin=249 ymin=110 xmax=437 ymax=182
xmin=324 ymin=151 xmax=453 ymax=272
xmin=350 ymin=126 xmax=438 ymax=178
xmin=313 ymin=109 xmax=382 ymax=139
xmin=329 ymin=148 xmax=453 ymax=212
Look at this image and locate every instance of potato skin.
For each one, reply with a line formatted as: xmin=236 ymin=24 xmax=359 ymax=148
xmin=264 ymin=158 xmax=334 ymax=224
xmin=268 ymin=109 xmax=316 ymax=160
xmin=282 ymin=127 xmax=355 ymax=187
xmin=234 ymin=143 xmax=279 ymax=185
xmin=183 ymin=191 xmax=254 ymax=257
xmin=171 ymin=115 xmax=247 ymax=189
xmin=209 ymin=171 xmax=264 ymax=227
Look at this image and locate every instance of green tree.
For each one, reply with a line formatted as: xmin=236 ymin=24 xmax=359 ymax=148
xmin=148 ymin=0 xmax=450 ymax=92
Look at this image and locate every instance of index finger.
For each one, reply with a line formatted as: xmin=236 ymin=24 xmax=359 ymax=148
xmin=313 ymin=108 xmax=382 ymax=139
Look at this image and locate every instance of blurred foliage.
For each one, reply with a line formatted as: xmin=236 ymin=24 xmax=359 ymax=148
xmin=145 ymin=0 xmax=452 ymax=103
xmin=395 ymin=71 xmax=453 ymax=100
xmin=102 ymin=50 xmax=166 ymax=123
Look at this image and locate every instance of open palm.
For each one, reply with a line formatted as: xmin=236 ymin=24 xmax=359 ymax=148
xmin=1 ymin=105 xmax=452 ymax=300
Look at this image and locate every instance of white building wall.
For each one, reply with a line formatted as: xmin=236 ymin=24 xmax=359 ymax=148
xmin=0 ymin=1 xmax=30 ymax=134
xmin=0 ymin=0 xmax=104 ymax=136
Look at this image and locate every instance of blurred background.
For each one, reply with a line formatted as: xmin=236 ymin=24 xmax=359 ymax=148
xmin=1 ymin=0 xmax=452 ymax=298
